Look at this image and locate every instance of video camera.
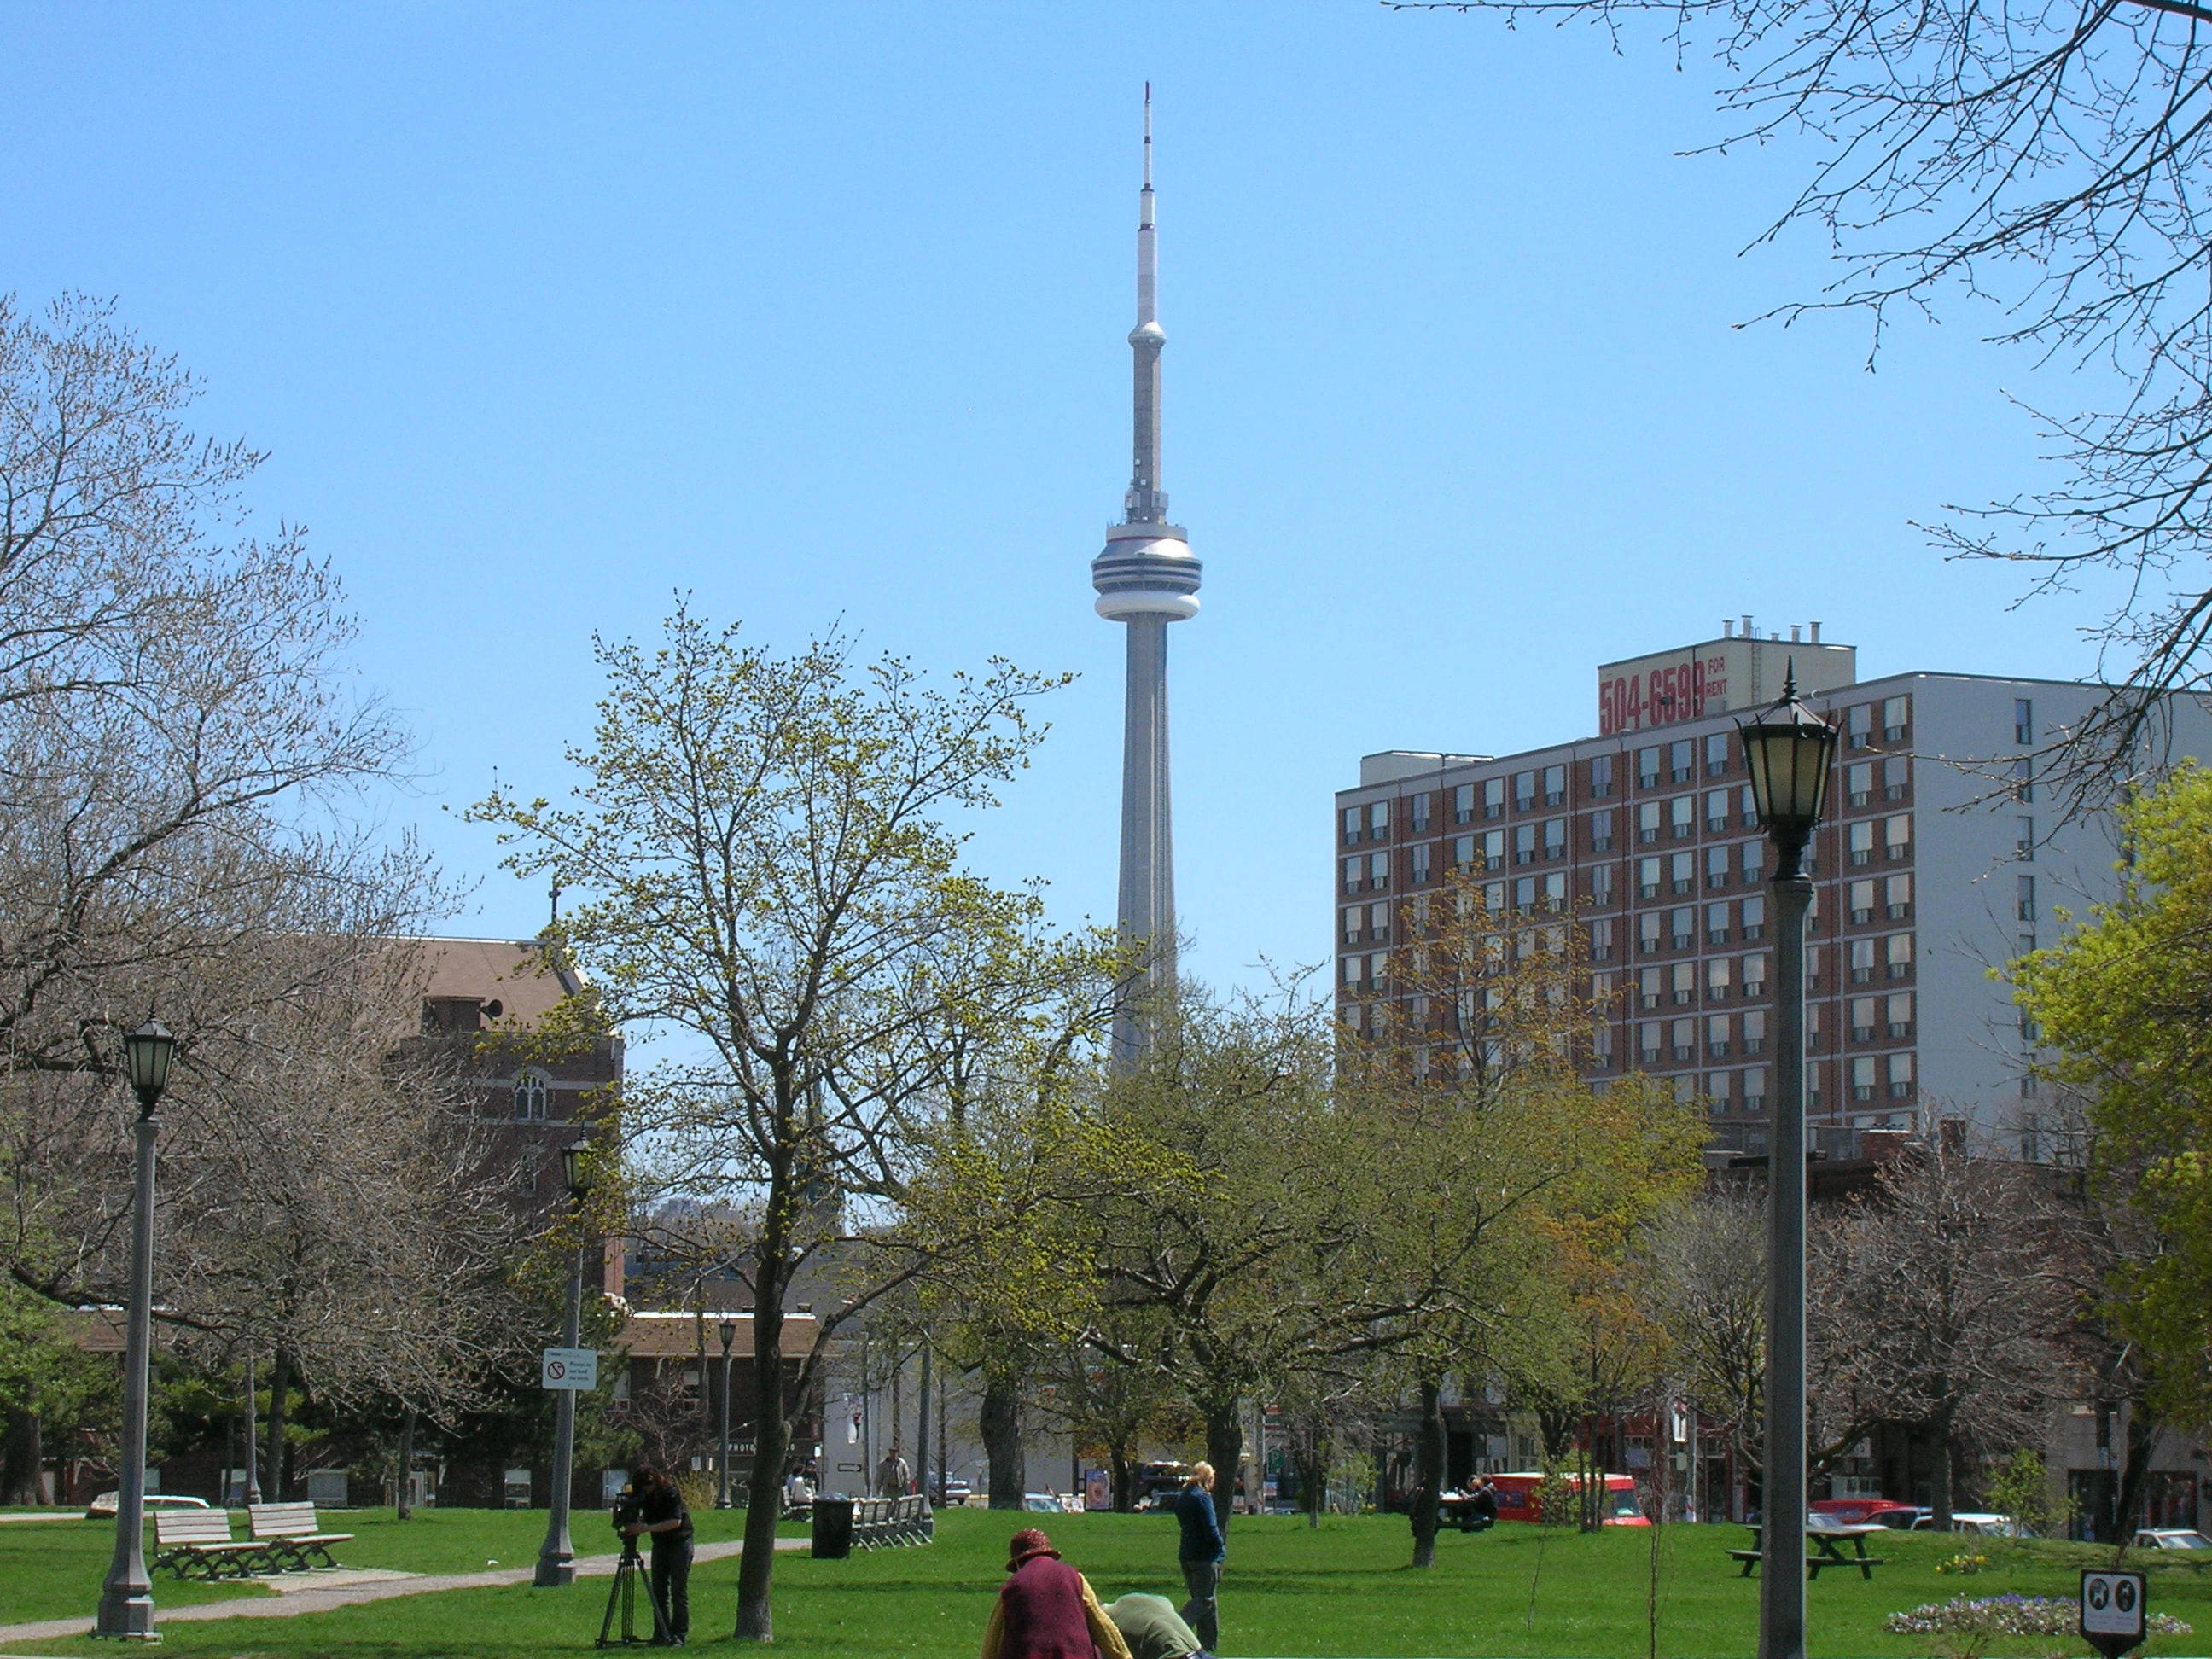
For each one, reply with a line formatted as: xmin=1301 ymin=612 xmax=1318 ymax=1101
xmin=609 ymin=1485 xmax=643 ymax=1545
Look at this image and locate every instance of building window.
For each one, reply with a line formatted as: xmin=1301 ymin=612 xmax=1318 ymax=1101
xmin=1668 ymin=740 xmax=1693 ymax=783
xmin=1703 ymin=789 xmax=1731 ymax=833
xmin=1368 ymin=901 xmax=1390 ymax=943
xmin=1849 ymin=938 xmax=1877 ymax=983
xmin=1514 ymin=823 xmax=1538 ymax=864
xmin=1638 ymin=800 xmax=1662 ymax=844
xmin=1848 ymin=821 xmax=1876 ymax=865
xmin=1887 ymin=1051 xmax=1915 ymax=1098
xmin=1704 ymin=732 xmax=1729 ymax=777
xmin=1343 ymin=806 xmax=1363 ymax=844
xmin=2011 ymin=756 xmax=2034 ymax=804
xmin=1883 ymin=755 xmax=1910 ymax=800
xmin=1342 ymin=907 xmax=1363 ymax=946
xmin=1369 ymin=852 xmax=1389 ymax=892
xmin=1638 ymin=1022 xmax=1663 ymax=1064
xmin=1590 ymin=863 xmax=1615 ymax=905
xmin=1849 ymin=997 xmax=1877 ymax=1042
xmin=1669 ymin=852 xmax=1696 ymax=894
xmin=1707 ymin=1012 xmax=1732 ymax=1057
xmin=1847 ymin=703 xmax=1872 ymax=748
xmin=1845 ymin=877 xmax=1874 ymax=925
xmin=1741 ymin=840 xmax=1764 ymax=882
xmin=1410 ymin=793 xmax=1431 ymax=833
xmin=1670 ymin=908 xmax=1696 ymax=952
xmin=1671 ymin=1017 xmax=1697 ymax=1062
xmin=1670 ymin=795 xmax=1696 ymax=838
xmin=1884 ymin=872 xmax=1912 ymax=919
xmin=1882 ymin=695 xmax=1910 ymax=742
xmin=1589 ymin=754 xmax=1615 ymax=798
xmin=1370 ymin=801 xmax=1390 ymax=838
xmin=1543 ymin=764 xmax=1567 ymax=806
xmin=1639 ymin=967 xmax=1662 ymax=1010
xmin=1638 ymin=857 xmax=1662 ymax=899
xmin=1589 ymin=917 xmax=1615 ymax=961
xmin=1884 ymin=813 xmax=1912 ymax=859
xmin=1707 ymin=956 xmax=1733 ymax=999
xmin=1705 ymin=844 xmax=1730 ymax=888
xmin=1846 ymin=761 xmax=1873 ymax=807
xmin=1342 ymin=954 xmax=1365 ymax=987
xmin=1738 ymin=784 xmax=1758 ymax=828
xmin=1450 ymin=835 xmax=1474 ymax=871
xmin=1343 ymin=856 xmax=1364 ymax=894
xmin=1740 ymin=893 xmax=1766 ymax=938
xmin=1705 ymin=1067 xmax=1733 ymax=1105
xmin=1743 ymin=953 xmax=1769 ymax=997
xmin=1484 ymin=777 xmax=1506 ymax=818
xmin=1590 ymin=809 xmax=1615 ymax=853
xmin=1482 ymin=829 xmax=1505 ymax=869
xmin=1743 ymin=1008 xmax=1767 ymax=1054
xmin=1412 ymin=842 xmax=1433 ymax=884
xmin=2017 ymin=874 xmax=2036 ymax=923
xmin=1639 ymin=912 xmax=1662 ymax=954
xmin=1514 ymin=876 xmax=1537 ymax=909
xmin=1743 ymin=1065 xmax=1768 ymax=1110
xmin=1454 ymin=783 xmax=1476 ymax=824
xmin=1889 ymin=992 xmax=1914 ymax=1039
xmin=1543 ymin=871 xmax=1568 ymax=910
xmin=2015 ymin=697 xmax=2034 ymax=747
xmin=1886 ymin=932 xmax=1914 ymax=979
xmin=1707 ymin=900 xmax=1731 ymax=946
xmin=1851 ymin=1056 xmax=1877 ymax=1102
xmin=2016 ymin=817 xmax=2035 ymax=860
xmin=1513 ymin=771 xmax=1538 ymax=812
xmin=1544 ymin=818 xmax=1568 ymax=859
xmin=1636 ymin=746 xmax=1662 ymax=789
xmin=513 ymin=1069 xmax=550 ymax=1121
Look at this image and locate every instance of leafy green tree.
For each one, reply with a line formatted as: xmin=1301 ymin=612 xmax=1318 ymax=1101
xmin=474 ymin=605 xmax=1117 ymax=1641
xmin=2012 ymin=763 xmax=2212 ymax=1430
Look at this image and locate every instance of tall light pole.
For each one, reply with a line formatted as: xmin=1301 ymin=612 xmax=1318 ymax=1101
xmin=717 ymin=1318 xmax=736 ymax=1509
xmin=534 ymin=1138 xmax=591 ymax=1588
xmin=1738 ymin=672 xmax=1837 ymax=1659
xmin=95 ymin=1021 xmax=176 ymax=1642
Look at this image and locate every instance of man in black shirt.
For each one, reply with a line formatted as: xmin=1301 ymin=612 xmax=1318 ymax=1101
xmin=620 ymin=1465 xmax=693 ymax=1645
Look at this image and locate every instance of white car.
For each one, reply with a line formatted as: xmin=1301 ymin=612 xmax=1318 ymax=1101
xmin=84 ymin=1493 xmax=211 ymax=1520
xmin=2133 ymin=1528 xmax=2212 ymax=1551
xmin=1912 ymin=1511 xmax=2023 ymax=1535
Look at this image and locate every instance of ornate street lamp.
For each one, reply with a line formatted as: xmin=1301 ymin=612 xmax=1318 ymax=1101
xmin=96 ymin=1021 xmax=176 ymax=1640
xmin=717 ymin=1319 xmax=737 ymax=1508
xmin=1738 ymin=672 xmax=1837 ymax=1659
xmin=534 ymin=1138 xmax=593 ymax=1588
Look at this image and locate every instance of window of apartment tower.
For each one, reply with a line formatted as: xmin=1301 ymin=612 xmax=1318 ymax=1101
xmin=1888 ymin=991 xmax=1914 ymax=1039
xmin=1884 ymin=814 xmax=1912 ymax=859
xmin=1704 ymin=1069 xmax=1733 ymax=1110
xmin=1741 ymin=840 xmax=1765 ymax=882
xmin=1342 ymin=907 xmax=1363 ymax=946
xmin=1885 ymin=872 xmax=1912 ymax=919
xmin=1847 ymin=702 xmax=1873 ymax=748
xmin=1707 ymin=956 xmax=1732 ymax=998
xmin=1410 ymin=792 xmax=1430 ymax=832
xmin=1370 ymin=801 xmax=1390 ymax=837
xmin=1671 ymin=1018 xmax=1696 ymax=1062
xmin=1883 ymin=696 xmax=1910 ymax=742
xmin=1888 ymin=1051 xmax=1914 ymax=1097
xmin=2015 ymin=697 xmax=2034 ymax=747
xmin=1847 ymin=879 xmax=1875 ymax=924
xmin=1704 ymin=789 xmax=1731 ymax=833
xmin=1743 ymin=1008 xmax=1767 ymax=1054
xmin=1543 ymin=872 xmax=1568 ymax=910
xmin=1883 ymin=755 xmax=1910 ymax=800
xmin=1846 ymin=762 xmax=1873 ymax=807
xmin=1743 ymin=1065 xmax=1768 ymax=1109
xmin=1706 ymin=1012 xmax=1731 ymax=1057
xmin=1639 ymin=912 xmax=1662 ymax=953
xmin=1670 ymin=908 xmax=1695 ymax=950
xmin=1484 ymin=777 xmax=1506 ymax=817
xmin=1543 ymin=764 xmax=1567 ymax=806
xmin=1672 ymin=961 xmax=1697 ymax=1004
xmin=1886 ymin=932 xmax=1914 ymax=978
xmin=1852 ymin=1056 xmax=1877 ymax=1102
xmin=1589 ymin=863 xmax=1615 ymax=905
xmin=1670 ymin=852 xmax=1696 ymax=894
xmin=1848 ymin=821 xmax=1877 ymax=865
xmin=1670 ymin=795 xmax=1696 ymax=837
xmin=1669 ymin=740 xmax=1694 ymax=783
xmin=1637 ymin=858 xmax=1662 ymax=899
xmin=1740 ymin=894 xmax=1766 ymax=938
xmin=1482 ymin=829 xmax=1505 ymax=869
xmin=1639 ymin=966 xmax=1662 ymax=1010
xmin=1513 ymin=771 xmax=1538 ymax=812
xmin=513 ymin=1069 xmax=550 ymax=1121
xmin=1454 ymin=783 xmax=1476 ymax=824
xmin=1589 ymin=754 xmax=1615 ymax=797
xmin=1637 ymin=800 xmax=1662 ymax=843
xmin=1850 ymin=997 xmax=1877 ymax=1041
xmin=1411 ymin=842 xmax=1432 ymax=884
xmin=1706 ymin=900 xmax=1730 ymax=945
xmin=2017 ymin=873 xmax=2036 ymax=922
xmin=1636 ymin=747 xmax=1662 ymax=788
xmin=1704 ymin=845 xmax=1729 ymax=888
xmin=1638 ymin=1022 xmax=1662 ymax=1062
xmin=1514 ymin=823 xmax=1538 ymax=864
xmin=1590 ymin=809 xmax=1615 ymax=852
xmin=1704 ymin=732 xmax=1729 ymax=777
xmin=1850 ymin=938 xmax=1877 ymax=983
xmin=1544 ymin=818 xmax=1568 ymax=859
xmin=1589 ymin=917 xmax=1615 ymax=961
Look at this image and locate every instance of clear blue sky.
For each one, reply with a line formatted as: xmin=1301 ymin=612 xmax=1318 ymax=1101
xmin=4 ymin=2 xmax=2112 ymax=995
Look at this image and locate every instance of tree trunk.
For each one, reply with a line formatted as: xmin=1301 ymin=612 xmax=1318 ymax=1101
xmin=1929 ymin=1404 xmax=1958 ymax=1533
xmin=2114 ymin=1396 xmax=2158 ymax=1551
xmin=981 ymin=1371 xmax=1025 ymax=1509
xmin=736 ymin=1247 xmax=790 ymax=1643
xmin=1303 ymin=1425 xmax=1330 ymax=1529
xmin=2 ymin=1406 xmax=41 ymax=1505
xmin=1411 ymin=1379 xmax=1445 ymax=1568
xmin=265 ymin=1349 xmax=291 ymax=1501
xmin=395 ymin=1406 xmax=416 ymax=1520
xmin=1109 ymin=1438 xmax=1134 ymax=1513
xmin=1203 ymin=1400 xmax=1243 ymax=1536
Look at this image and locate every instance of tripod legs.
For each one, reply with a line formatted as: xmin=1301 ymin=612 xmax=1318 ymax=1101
xmin=597 ymin=1547 xmax=676 ymax=1647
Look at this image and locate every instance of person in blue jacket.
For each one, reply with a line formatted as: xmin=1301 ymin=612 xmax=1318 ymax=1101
xmin=1174 ymin=1462 xmax=1224 ymax=1651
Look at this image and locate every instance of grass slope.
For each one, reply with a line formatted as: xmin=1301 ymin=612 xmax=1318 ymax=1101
xmin=4 ymin=1508 xmax=2207 ymax=1657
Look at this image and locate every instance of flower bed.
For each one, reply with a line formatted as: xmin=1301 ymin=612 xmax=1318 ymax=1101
xmin=1885 ymin=1593 xmax=2194 ymax=1639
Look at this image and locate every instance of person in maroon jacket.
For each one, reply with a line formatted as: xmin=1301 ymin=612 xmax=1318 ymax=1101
xmin=980 ymin=1528 xmax=1132 ymax=1659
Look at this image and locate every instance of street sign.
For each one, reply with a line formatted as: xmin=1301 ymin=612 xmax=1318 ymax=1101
xmin=541 ymin=1347 xmax=598 ymax=1390
xmin=2081 ymin=1569 xmax=2148 ymax=1658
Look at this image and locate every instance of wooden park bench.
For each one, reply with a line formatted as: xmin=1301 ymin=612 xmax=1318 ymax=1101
xmin=150 ymin=1510 xmax=266 ymax=1580
xmin=247 ymin=1501 xmax=354 ymax=1570
xmin=1731 ymin=1522 xmax=1886 ymax=1581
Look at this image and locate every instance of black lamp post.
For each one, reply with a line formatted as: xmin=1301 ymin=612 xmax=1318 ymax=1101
xmin=96 ymin=1021 xmax=175 ymax=1641
xmin=534 ymin=1138 xmax=592 ymax=1588
xmin=717 ymin=1319 xmax=737 ymax=1508
xmin=1738 ymin=672 xmax=1837 ymax=1659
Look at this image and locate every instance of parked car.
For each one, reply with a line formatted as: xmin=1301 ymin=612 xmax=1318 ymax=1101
xmin=1022 ymin=1492 xmax=1074 ymax=1513
xmin=934 ymin=1478 xmax=972 ymax=1507
xmin=1912 ymin=1511 xmax=2023 ymax=1535
xmin=2133 ymin=1528 xmax=2212 ymax=1551
xmin=84 ymin=1493 xmax=211 ymax=1521
xmin=1486 ymin=1471 xmax=1650 ymax=1528
xmin=1812 ymin=1499 xmax=1923 ymax=1528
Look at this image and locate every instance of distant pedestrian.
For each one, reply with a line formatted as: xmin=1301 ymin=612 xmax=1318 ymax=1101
xmin=1469 ymin=1476 xmax=1498 ymax=1533
xmin=877 ymin=1446 xmax=913 ymax=1497
xmin=1173 ymin=1463 xmax=1224 ymax=1652
xmin=1103 ymin=1592 xmax=1211 ymax=1659
xmin=981 ymin=1527 xmax=1131 ymax=1659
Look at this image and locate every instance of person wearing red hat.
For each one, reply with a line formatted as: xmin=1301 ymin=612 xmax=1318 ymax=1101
xmin=980 ymin=1528 xmax=1132 ymax=1659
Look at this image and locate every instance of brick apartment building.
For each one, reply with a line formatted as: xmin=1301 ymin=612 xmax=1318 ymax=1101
xmin=1335 ymin=626 xmax=2212 ymax=1155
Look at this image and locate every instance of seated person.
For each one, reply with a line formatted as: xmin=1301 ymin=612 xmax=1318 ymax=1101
xmin=1104 ymin=1592 xmax=1211 ymax=1659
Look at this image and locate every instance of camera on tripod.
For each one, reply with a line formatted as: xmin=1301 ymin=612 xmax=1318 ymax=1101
xmin=610 ymin=1488 xmax=645 ymax=1545
xmin=597 ymin=1484 xmax=672 ymax=1648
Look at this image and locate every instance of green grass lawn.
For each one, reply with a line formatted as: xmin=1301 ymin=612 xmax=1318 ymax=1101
xmin=3 ymin=1507 xmax=2208 ymax=1657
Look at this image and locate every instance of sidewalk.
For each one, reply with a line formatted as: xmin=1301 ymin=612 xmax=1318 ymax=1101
xmin=0 ymin=1534 xmax=806 ymax=1647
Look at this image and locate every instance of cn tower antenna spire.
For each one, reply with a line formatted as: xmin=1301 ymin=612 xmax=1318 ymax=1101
xmin=1092 ymin=85 xmax=1202 ymax=1074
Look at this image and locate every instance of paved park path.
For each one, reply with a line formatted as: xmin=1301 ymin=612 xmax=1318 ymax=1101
xmin=0 ymin=1534 xmax=806 ymax=1647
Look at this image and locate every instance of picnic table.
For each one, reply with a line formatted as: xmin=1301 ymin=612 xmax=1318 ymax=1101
xmin=1729 ymin=1521 xmax=1886 ymax=1580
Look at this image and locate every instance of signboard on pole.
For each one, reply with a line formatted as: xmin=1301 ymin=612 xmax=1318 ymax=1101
xmin=541 ymin=1348 xmax=598 ymax=1391
xmin=2081 ymin=1569 xmax=2148 ymax=1659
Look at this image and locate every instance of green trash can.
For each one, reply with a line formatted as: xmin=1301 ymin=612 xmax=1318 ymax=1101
xmin=812 ymin=1497 xmax=855 ymax=1559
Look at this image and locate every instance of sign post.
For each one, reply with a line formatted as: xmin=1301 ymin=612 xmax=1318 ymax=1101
xmin=542 ymin=1348 xmax=598 ymax=1391
xmin=2081 ymin=1569 xmax=2148 ymax=1659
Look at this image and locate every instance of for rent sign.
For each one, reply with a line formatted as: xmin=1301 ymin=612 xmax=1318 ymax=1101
xmin=1597 ymin=636 xmax=1857 ymax=736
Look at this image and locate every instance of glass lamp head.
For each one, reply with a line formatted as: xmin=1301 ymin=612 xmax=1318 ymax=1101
xmin=122 ymin=1021 xmax=176 ymax=1107
xmin=561 ymin=1138 xmax=591 ymax=1198
xmin=1738 ymin=669 xmax=1837 ymax=875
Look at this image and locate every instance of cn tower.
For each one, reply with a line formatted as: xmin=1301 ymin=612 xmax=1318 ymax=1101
xmin=1091 ymin=84 xmax=1202 ymax=1073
